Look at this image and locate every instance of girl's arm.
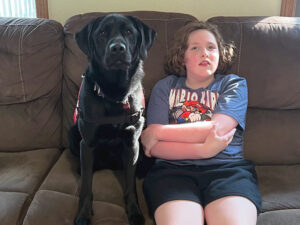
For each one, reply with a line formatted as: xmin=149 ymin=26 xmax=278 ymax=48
xmin=141 ymin=121 xmax=214 ymax=150
xmin=211 ymin=113 xmax=238 ymax=136
xmin=141 ymin=120 xmax=215 ymax=158
xmin=141 ymin=113 xmax=237 ymax=159
xmin=145 ymin=125 xmax=236 ymax=159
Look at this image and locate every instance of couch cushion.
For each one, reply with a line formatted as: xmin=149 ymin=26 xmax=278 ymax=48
xmin=0 ymin=18 xmax=63 ymax=105
xmin=0 ymin=149 xmax=60 ymax=194
xmin=257 ymin=209 xmax=300 ymax=225
xmin=22 ymin=190 xmax=129 ymax=225
xmin=38 ymin=150 xmax=80 ymax=195
xmin=40 ymin=150 xmax=126 ymax=205
xmin=61 ymin=11 xmax=197 ymax=147
xmin=256 ymin=165 xmax=300 ymax=212
xmin=208 ymin=16 xmax=300 ymax=164
xmin=39 ymin=150 xmax=152 ymax=224
xmin=244 ymin=108 xmax=300 ymax=164
xmin=208 ymin=16 xmax=300 ymax=110
xmin=0 ymin=18 xmax=64 ymax=151
xmin=0 ymin=192 xmax=28 ymax=225
xmin=0 ymin=95 xmax=63 ymax=151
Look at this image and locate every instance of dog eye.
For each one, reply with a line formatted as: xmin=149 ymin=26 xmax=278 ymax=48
xmin=125 ymin=29 xmax=132 ymax=35
xmin=99 ymin=31 xmax=106 ymax=37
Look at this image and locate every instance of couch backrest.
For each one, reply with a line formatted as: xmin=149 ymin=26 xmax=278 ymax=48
xmin=62 ymin=13 xmax=300 ymax=165
xmin=0 ymin=18 xmax=64 ymax=151
xmin=62 ymin=11 xmax=197 ymax=147
xmin=208 ymin=16 xmax=300 ymax=165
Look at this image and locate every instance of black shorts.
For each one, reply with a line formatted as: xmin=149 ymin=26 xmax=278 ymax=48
xmin=143 ymin=159 xmax=261 ymax=217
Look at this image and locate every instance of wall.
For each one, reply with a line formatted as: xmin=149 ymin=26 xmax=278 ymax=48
xmin=48 ymin=0 xmax=282 ymax=25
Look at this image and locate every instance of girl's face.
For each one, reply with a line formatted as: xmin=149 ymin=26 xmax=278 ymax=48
xmin=184 ymin=29 xmax=219 ymax=89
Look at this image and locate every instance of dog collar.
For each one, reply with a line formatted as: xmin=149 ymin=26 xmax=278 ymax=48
xmin=73 ymin=74 xmax=144 ymax=125
xmin=93 ymin=82 xmax=130 ymax=110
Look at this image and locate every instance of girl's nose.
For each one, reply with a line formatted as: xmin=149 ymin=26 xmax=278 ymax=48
xmin=201 ymin=49 xmax=209 ymax=57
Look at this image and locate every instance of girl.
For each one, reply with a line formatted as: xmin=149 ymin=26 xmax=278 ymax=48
xmin=141 ymin=21 xmax=261 ymax=225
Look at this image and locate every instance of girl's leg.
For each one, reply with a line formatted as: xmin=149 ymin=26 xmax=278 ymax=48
xmin=204 ymin=196 xmax=257 ymax=225
xmin=154 ymin=200 xmax=205 ymax=225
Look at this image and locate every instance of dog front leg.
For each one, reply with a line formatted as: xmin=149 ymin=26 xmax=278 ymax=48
xmin=75 ymin=140 xmax=94 ymax=225
xmin=122 ymin=140 xmax=145 ymax=225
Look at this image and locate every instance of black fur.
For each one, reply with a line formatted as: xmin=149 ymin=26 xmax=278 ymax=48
xmin=68 ymin=14 xmax=156 ymax=225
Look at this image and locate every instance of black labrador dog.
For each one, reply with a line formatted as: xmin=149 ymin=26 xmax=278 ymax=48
xmin=68 ymin=14 xmax=156 ymax=225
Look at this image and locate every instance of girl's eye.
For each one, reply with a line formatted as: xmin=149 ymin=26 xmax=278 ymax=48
xmin=208 ymin=45 xmax=217 ymax=50
xmin=191 ymin=46 xmax=198 ymax=51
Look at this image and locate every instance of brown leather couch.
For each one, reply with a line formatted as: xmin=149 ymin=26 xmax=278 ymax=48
xmin=0 ymin=11 xmax=300 ymax=225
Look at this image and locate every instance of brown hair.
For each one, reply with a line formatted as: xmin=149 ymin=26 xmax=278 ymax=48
xmin=164 ymin=21 xmax=235 ymax=76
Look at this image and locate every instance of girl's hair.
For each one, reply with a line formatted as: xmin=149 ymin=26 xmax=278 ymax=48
xmin=164 ymin=21 xmax=235 ymax=76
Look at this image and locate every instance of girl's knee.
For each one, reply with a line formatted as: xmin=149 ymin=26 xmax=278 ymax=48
xmin=154 ymin=200 xmax=204 ymax=225
xmin=205 ymin=196 xmax=257 ymax=225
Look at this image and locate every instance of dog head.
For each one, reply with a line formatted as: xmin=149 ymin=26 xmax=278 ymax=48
xmin=75 ymin=14 xmax=156 ymax=71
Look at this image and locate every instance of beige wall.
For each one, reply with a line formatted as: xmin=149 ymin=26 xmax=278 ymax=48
xmin=49 ymin=0 xmax=282 ymax=25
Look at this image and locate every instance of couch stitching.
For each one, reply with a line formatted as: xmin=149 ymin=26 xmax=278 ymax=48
xmin=19 ymin=26 xmax=26 ymax=102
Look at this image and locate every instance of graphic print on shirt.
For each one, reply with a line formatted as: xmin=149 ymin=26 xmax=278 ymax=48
xmin=169 ymin=88 xmax=219 ymax=124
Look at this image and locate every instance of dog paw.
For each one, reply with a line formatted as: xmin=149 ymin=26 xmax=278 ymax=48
xmin=75 ymin=217 xmax=91 ymax=225
xmin=129 ymin=213 xmax=145 ymax=225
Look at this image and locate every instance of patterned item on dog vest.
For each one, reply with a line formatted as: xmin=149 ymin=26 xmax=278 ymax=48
xmin=73 ymin=83 xmax=82 ymax=124
xmin=73 ymin=81 xmax=145 ymax=123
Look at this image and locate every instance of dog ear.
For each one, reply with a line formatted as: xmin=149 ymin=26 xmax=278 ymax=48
xmin=75 ymin=17 xmax=103 ymax=57
xmin=129 ymin=16 xmax=157 ymax=60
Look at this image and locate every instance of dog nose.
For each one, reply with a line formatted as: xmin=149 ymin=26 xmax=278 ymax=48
xmin=109 ymin=42 xmax=126 ymax=54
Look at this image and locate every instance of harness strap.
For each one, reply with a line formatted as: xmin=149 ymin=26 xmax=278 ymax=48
xmin=78 ymin=109 xmax=144 ymax=125
xmin=73 ymin=76 xmax=145 ymax=125
xmin=73 ymin=83 xmax=83 ymax=124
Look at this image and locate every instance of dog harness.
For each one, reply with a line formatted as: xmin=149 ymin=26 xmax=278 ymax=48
xmin=73 ymin=75 xmax=145 ymax=125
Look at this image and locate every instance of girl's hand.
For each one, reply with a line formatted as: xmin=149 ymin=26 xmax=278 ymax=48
xmin=203 ymin=124 xmax=236 ymax=158
xmin=141 ymin=124 xmax=162 ymax=157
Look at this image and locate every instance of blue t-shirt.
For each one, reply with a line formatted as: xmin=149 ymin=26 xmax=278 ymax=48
xmin=146 ymin=74 xmax=248 ymax=166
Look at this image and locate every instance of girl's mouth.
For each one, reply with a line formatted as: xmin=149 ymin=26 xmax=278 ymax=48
xmin=199 ymin=60 xmax=210 ymax=66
